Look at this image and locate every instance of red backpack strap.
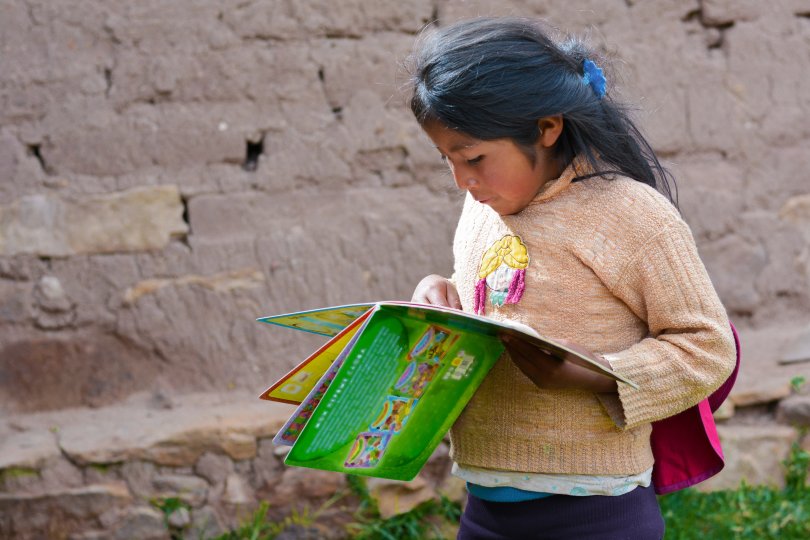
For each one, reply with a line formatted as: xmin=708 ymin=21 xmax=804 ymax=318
xmin=650 ymin=321 xmax=740 ymax=494
xmin=708 ymin=322 xmax=741 ymax=412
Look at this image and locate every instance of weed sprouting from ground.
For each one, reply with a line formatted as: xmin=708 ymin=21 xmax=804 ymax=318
xmin=170 ymin=442 xmax=809 ymax=540
xmin=660 ymin=437 xmax=810 ymax=540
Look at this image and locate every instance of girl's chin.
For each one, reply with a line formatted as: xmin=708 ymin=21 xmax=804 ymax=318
xmin=491 ymin=203 xmax=523 ymax=216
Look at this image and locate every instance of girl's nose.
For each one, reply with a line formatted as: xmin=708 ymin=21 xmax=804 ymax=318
xmin=453 ymin=172 xmax=478 ymax=190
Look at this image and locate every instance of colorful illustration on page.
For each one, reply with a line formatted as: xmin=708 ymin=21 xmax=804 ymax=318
xmin=344 ymin=432 xmax=392 ymax=469
xmin=369 ymin=396 xmax=418 ymax=434
xmin=274 ymin=367 xmax=339 ymax=446
xmin=263 ymin=305 xmax=373 ymax=336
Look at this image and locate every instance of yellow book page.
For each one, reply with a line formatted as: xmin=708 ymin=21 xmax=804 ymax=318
xmin=260 ymin=310 xmax=371 ymax=404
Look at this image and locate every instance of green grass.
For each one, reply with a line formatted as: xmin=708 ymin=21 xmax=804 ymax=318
xmin=0 ymin=466 xmax=39 ymax=491
xmin=151 ymin=496 xmax=191 ymax=540
xmin=344 ymin=475 xmax=461 ymax=540
xmin=660 ymin=440 xmax=810 ymax=540
xmin=186 ymin=438 xmax=810 ymax=539
xmin=0 ymin=467 xmax=38 ymax=480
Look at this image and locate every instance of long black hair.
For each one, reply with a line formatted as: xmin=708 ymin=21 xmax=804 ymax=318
xmin=409 ymin=17 xmax=677 ymax=205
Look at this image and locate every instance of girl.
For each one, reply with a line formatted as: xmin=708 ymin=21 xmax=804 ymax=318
xmin=408 ymin=18 xmax=736 ymax=540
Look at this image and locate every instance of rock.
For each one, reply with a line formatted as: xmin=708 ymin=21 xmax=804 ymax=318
xmin=40 ymin=102 xmax=249 ymax=176
xmin=437 ymin=475 xmax=468 ymax=506
xmin=0 ymin=187 xmax=187 ymax=257
xmin=112 ymin=506 xmax=169 ymax=540
xmin=0 ymin=333 xmax=163 ymax=413
xmin=780 ymin=194 xmax=810 ymax=233
xmin=0 ymin=467 xmax=42 ymax=495
xmin=188 ymin=506 xmax=224 ymax=539
xmin=220 ymin=431 xmax=259 ymax=461
xmin=0 ymin=429 xmax=60 ymax=470
xmin=252 ymin=439 xmax=285 ymax=490
xmin=33 ymin=276 xmax=72 ymax=311
xmin=778 ymin=395 xmax=810 ymax=427
xmin=366 ymin=476 xmax=437 ymax=519
xmin=779 ymin=325 xmax=810 ymax=364
xmin=675 ymin=159 xmax=745 ymax=241
xmin=185 ymin=506 xmax=225 ymax=540
xmin=122 ymin=268 xmax=265 ymax=306
xmin=194 ymin=452 xmax=234 ymax=486
xmin=152 ymin=475 xmax=208 ymax=507
xmin=264 ymin=468 xmax=345 ymax=509
xmin=0 ymin=279 xmax=31 ymax=324
xmin=57 ymin=397 xmax=291 ymax=467
xmin=419 ymin=442 xmax=453 ymax=486
xmin=120 ymin=461 xmax=159 ymax=499
xmin=37 ymin=458 xmax=85 ymax=492
xmin=32 ymin=275 xmax=76 ymax=329
xmin=700 ymin=235 xmax=768 ymax=314
xmin=0 ymin=483 xmax=132 ymax=539
xmin=713 ymin=399 xmax=736 ymax=421
xmin=699 ymin=425 xmax=798 ymax=491
xmin=732 ymin=385 xmax=793 ymax=407
xmin=167 ymin=506 xmax=191 ymax=529
xmin=700 ymin=0 xmax=764 ymax=25
xmin=222 ymin=474 xmax=254 ymax=506
xmin=729 ymin=324 xmax=810 ymax=407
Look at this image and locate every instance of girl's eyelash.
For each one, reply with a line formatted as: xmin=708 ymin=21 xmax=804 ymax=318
xmin=438 ymin=154 xmax=482 ymax=165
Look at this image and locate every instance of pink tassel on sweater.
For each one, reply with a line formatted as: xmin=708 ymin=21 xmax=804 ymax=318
xmin=505 ymin=269 xmax=526 ymax=304
xmin=474 ymin=278 xmax=487 ymax=315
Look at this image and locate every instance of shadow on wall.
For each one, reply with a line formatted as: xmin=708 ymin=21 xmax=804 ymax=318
xmin=0 ymin=333 xmax=161 ymax=414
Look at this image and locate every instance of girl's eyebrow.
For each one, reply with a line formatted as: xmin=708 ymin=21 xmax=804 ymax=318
xmin=435 ymin=142 xmax=480 ymax=153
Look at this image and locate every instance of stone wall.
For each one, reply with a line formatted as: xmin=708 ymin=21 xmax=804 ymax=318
xmin=2 ymin=0 xmax=810 ymax=411
xmin=2 ymin=0 xmax=810 ymax=537
xmin=0 ymin=394 xmax=461 ymax=539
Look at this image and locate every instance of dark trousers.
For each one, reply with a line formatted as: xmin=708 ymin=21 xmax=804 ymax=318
xmin=457 ymin=485 xmax=665 ymax=540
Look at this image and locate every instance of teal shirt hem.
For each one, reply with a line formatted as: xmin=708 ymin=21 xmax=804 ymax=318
xmin=466 ymin=483 xmax=553 ymax=503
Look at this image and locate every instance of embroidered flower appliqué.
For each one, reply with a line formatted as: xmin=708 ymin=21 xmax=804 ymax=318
xmin=474 ymin=235 xmax=529 ymax=315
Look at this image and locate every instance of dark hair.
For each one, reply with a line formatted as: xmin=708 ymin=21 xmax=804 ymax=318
xmin=409 ymin=17 xmax=677 ymax=204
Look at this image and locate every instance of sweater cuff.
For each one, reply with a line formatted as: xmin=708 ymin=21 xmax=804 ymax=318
xmin=596 ymin=353 xmax=626 ymax=428
xmin=597 ymin=393 xmax=626 ymax=429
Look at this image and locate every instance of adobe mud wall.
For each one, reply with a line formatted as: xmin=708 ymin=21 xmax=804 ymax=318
xmin=3 ymin=0 xmax=809 ymax=414
xmin=2 ymin=1 xmax=810 ymax=538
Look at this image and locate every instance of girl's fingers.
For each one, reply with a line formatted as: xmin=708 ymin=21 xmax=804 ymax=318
xmin=427 ymin=288 xmax=451 ymax=307
xmin=445 ymin=282 xmax=462 ymax=310
xmin=412 ymin=275 xmax=460 ymax=308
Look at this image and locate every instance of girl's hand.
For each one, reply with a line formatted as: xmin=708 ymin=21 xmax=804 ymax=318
xmin=503 ymin=335 xmax=617 ymax=393
xmin=411 ymin=274 xmax=462 ymax=309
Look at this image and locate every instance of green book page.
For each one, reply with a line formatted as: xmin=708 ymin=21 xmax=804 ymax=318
xmin=285 ymin=308 xmax=504 ymax=480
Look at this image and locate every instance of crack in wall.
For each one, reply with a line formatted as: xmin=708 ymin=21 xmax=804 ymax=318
xmin=316 ymin=65 xmax=346 ymax=121
xmin=26 ymin=143 xmax=52 ymax=175
xmin=242 ymin=135 xmax=265 ymax=172
xmin=104 ymin=68 xmax=113 ymax=98
xmin=683 ymin=4 xmax=736 ymax=52
xmin=430 ymin=4 xmax=440 ymax=26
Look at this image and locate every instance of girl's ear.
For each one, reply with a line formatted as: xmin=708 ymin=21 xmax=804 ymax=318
xmin=537 ymin=116 xmax=564 ymax=148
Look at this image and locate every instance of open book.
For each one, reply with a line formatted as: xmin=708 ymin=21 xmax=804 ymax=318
xmin=258 ymin=301 xmax=636 ymax=481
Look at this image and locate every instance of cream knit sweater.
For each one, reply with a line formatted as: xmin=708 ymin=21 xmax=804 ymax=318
xmin=448 ymin=161 xmax=736 ymax=475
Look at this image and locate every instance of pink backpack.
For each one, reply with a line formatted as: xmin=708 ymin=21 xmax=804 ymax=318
xmin=649 ymin=323 xmax=741 ymax=494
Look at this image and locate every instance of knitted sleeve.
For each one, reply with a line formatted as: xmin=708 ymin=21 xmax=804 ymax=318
xmin=601 ymin=218 xmax=736 ymax=430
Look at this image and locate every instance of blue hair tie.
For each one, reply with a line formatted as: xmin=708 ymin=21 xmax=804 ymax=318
xmin=581 ymin=59 xmax=606 ymax=98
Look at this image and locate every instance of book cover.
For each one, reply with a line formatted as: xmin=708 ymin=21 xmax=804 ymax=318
xmin=258 ymin=301 xmax=637 ymax=480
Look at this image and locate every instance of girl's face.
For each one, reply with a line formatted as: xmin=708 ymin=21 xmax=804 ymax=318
xmin=422 ymin=120 xmax=563 ymax=216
